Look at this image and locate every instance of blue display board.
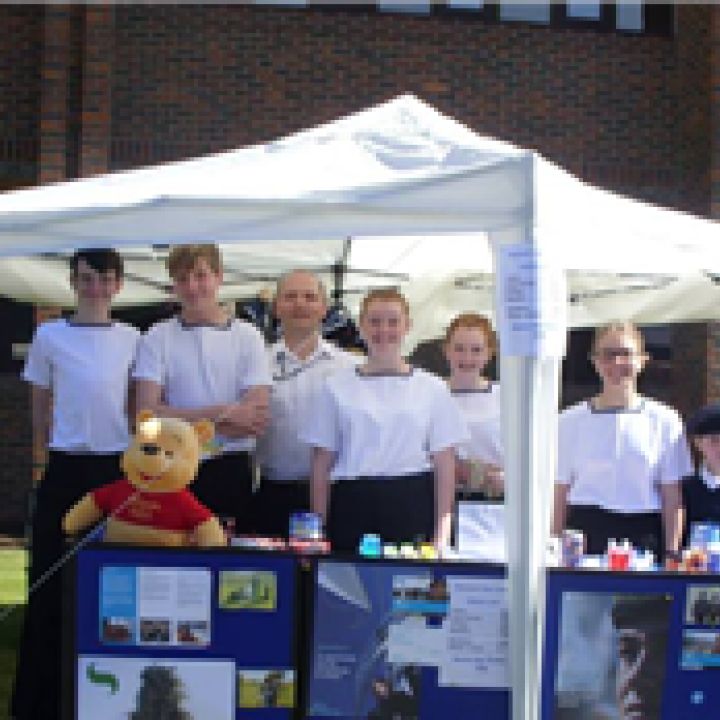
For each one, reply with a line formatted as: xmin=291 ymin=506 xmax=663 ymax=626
xmin=306 ymin=557 xmax=510 ymax=719
xmin=543 ymin=569 xmax=720 ymax=720
xmin=71 ymin=545 xmax=298 ymax=720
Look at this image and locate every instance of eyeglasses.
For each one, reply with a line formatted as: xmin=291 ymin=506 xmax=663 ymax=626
xmin=592 ymin=348 xmax=644 ymax=362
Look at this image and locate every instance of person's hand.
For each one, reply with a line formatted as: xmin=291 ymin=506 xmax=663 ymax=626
xmin=216 ymin=397 xmax=269 ymax=438
xmin=483 ymin=464 xmax=504 ymax=498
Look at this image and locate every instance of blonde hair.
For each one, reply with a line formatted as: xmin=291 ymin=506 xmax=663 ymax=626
xmin=591 ymin=322 xmax=646 ymax=355
xmin=444 ymin=313 xmax=497 ymax=357
xmin=167 ymin=244 xmax=222 ymax=279
xmin=359 ymin=288 xmax=410 ymax=321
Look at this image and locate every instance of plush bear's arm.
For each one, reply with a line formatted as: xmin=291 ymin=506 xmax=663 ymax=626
xmin=192 ymin=518 xmax=227 ymax=547
xmin=63 ymin=494 xmax=102 ymax=535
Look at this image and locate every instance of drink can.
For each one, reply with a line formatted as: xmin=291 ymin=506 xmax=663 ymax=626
xmin=707 ymin=541 xmax=720 ymax=573
xmin=562 ymin=529 xmax=585 ymax=567
xmin=289 ymin=512 xmax=322 ymax=541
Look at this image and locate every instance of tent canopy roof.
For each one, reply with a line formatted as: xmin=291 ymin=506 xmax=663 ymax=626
xmin=0 ymin=94 xmax=718 ymax=343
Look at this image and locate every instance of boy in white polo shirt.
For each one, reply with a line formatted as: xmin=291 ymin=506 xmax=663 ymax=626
xmin=12 ymin=248 xmax=139 ymax=720
xmin=255 ymin=269 xmax=357 ymax=537
xmin=133 ymin=244 xmax=271 ymax=533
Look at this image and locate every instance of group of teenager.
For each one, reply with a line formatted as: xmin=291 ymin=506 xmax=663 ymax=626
xmin=10 ymin=243 xmax=720 ymax=719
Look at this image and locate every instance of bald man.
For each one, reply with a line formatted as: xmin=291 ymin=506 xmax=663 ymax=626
xmin=255 ymin=270 xmax=358 ymax=537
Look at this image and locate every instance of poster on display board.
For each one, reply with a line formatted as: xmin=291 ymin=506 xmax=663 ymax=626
xmin=542 ymin=569 xmax=720 ymax=720
xmin=70 ymin=545 xmax=298 ymax=720
xmin=305 ymin=558 xmax=510 ymax=719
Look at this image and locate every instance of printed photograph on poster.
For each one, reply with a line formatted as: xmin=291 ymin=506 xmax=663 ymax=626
xmin=554 ymin=592 xmax=671 ymax=720
xmin=681 ymin=630 xmax=720 ymax=669
xmin=391 ymin=574 xmax=449 ymax=618
xmin=364 ymin=665 xmax=421 ymax=720
xmin=237 ymin=668 xmax=295 ymax=708
xmin=219 ymin=570 xmax=277 ymax=610
xmin=100 ymin=565 xmax=212 ymax=648
xmin=77 ymin=656 xmax=235 ymax=719
xmin=101 ymin=616 xmax=133 ymax=644
xmin=139 ymin=618 xmax=171 ymax=644
xmin=685 ymin=586 xmax=720 ymax=627
xmin=177 ymin=620 xmax=210 ymax=646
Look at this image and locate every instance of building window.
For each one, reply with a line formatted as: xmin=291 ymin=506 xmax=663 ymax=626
xmin=616 ymin=1 xmax=643 ymax=32
xmin=499 ymin=2 xmax=551 ymax=24
xmin=378 ymin=1 xmax=431 ymax=14
xmin=566 ymin=2 xmax=601 ymax=21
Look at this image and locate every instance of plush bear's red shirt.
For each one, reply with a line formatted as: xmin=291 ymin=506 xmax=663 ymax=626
xmin=92 ymin=478 xmax=212 ymax=531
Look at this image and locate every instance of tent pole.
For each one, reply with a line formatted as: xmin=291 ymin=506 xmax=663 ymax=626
xmin=494 ymin=153 xmax=562 ymax=720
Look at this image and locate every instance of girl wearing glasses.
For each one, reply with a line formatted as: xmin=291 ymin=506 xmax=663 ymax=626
xmin=552 ymin=322 xmax=691 ymax=561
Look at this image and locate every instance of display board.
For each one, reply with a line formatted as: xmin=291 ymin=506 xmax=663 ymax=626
xmin=70 ymin=545 xmax=299 ymax=720
xmin=543 ymin=568 xmax=720 ymax=720
xmin=306 ymin=557 xmax=510 ymax=719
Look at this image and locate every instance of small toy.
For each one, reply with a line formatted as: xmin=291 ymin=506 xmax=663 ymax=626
xmin=63 ymin=410 xmax=226 ymax=547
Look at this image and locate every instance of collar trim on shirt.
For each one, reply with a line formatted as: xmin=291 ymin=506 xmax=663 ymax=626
xmin=701 ymin=465 xmax=720 ymax=491
xmin=587 ymin=399 xmax=645 ymax=415
xmin=65 ymin=319 xmax=114 ymax=328
xmin=177 ymin=316 xmax=233 ymax=330
xmin=451 ymin=383 xmax=494 ymax=395
xmin=355 ymin=366 xmax=415 ymax=378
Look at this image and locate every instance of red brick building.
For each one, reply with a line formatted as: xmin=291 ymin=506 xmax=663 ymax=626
xmin=0 ymin=2 xmax=718 ymax=532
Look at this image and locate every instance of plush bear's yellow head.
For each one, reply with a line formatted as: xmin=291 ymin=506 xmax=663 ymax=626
xmin=121 ymin=410 xmax=214 ymax=493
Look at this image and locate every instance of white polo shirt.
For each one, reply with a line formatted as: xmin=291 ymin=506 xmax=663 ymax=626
xmin=301 ymin=366 xmax=469 ymax=480
xmin=23 ymin=319 xmax=140 ymax=453
xmin=256 ymin=339 xmax=358 ymax=482
xmin=451 ymin=383 xmax=503 ymax=466
xmin=132 ymin=317 xmax=271 ymax=453
xmin=557 ymin=397 xmax=692 ymax=513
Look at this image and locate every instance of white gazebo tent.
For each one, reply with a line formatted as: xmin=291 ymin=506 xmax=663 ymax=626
xmin=0 ymin=94 xmax=719 ymax=719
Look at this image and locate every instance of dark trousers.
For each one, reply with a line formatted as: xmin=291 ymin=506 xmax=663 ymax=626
xmin=191 ymin=451 xmax=255 ymax=535
xmin=11 ymin=451 xmax=122 ymax=720
xmin=328 ymin=471 xmax=435 ymax=553
xmin=567 ymin=504 xmax=664 ymax=560
xmin=253 ymin=478 xmax=310 ymax=538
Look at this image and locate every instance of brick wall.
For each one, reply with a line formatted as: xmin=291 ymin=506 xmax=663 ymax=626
xmin=0 ymin=4 xmax=42 ymax=187
xmin=106 ymin=4 xmax=709 ymax=213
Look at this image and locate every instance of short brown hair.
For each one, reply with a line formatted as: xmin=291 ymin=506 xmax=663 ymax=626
xmin=359 ymin=288 xmax=410 ymax=321
xmin=167 ymin=244 xmax=222 ymax=279
xmin=444 ymin=313 xmax=497 ymax=357
xmin=591 ymin=322 xmax=645 ymax=355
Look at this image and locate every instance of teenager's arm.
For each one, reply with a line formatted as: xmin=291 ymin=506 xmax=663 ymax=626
xmin=552 ymin=484 xmax=569 ymax=536
xmin=660 ymin=481 xmax=683 ymax=556
xmin=310 ymin=447 xmax=335 ymax=524
xmin=432 ymin=447 xmax=456 ymax=550
xmin=216 ymin=385 xmax=271 ymax=438
xmin=134 ymin=379 xmax=227 ymax=423
xmin=30 ymin=385 xmax=51 ymax=482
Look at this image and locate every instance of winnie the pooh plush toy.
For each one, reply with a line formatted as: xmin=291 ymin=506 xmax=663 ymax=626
xmin=63 ymin=410 xmax=226 ymax=547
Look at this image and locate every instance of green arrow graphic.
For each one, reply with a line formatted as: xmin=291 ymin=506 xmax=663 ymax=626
xmin=87 ymin=663 xmax=119 ymax=694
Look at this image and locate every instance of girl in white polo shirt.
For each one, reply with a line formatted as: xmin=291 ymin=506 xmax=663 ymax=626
xmin=444 ymin=313 xmax=504 ymax=499
xmin=304 ymin=288 xmax=467 ymax=553
xmin=553 ymin=322 xmax=691 ymax=561
xmin=12 ymin=249 xmax=139 ymax=720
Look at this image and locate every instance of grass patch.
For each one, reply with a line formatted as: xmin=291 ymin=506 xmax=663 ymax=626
xmin=0 ymin=549 xmax=27 ymax=716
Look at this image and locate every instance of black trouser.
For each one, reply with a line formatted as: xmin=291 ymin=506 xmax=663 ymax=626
xmin=191 ymin=451 xmax=255 ymax=535
xmin=11 ymin=451 xmax=122 ymax=720
xmin=567 ymin=504 xmax=664 ymax=560
xmin=253 ymin=478 xmax=311 ymax=538
xmin=328 ymin=471 xmax=435 ymax=553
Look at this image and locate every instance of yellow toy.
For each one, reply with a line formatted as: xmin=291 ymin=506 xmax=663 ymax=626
xmin=63 ymin=410 xmax=226 ymax=547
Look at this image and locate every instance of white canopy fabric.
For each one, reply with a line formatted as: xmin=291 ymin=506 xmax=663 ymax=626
xmin=0 ymin=93 xmax=718 ymax=350
xmin=2 ymin=95 xmax=717 ymax=720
